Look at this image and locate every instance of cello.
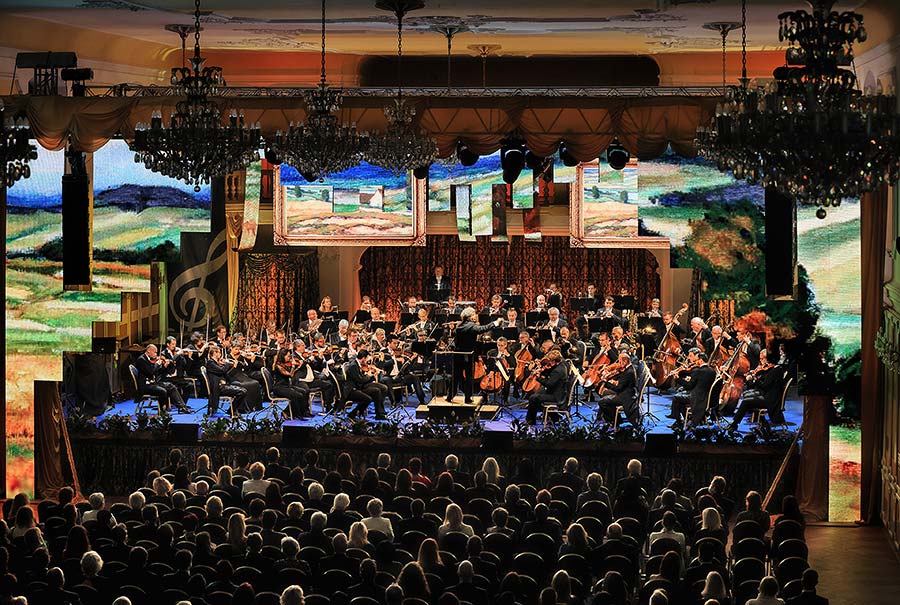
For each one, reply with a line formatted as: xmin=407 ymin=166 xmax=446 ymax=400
xmin=480 ymin=351 xmax=510 ymax=393
xmin=582 ymin=348 xmax=611 ymax=389
xmin=513 ymin=339 xmax=534 ymax=383
xmin=650 ymin=303 xmax=689 ymax=389
xmin=521 ymin=358 xmax=551 ymax=393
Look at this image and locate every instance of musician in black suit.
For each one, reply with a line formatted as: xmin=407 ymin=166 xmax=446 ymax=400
xmin=378 ymin=337 xmax=428 ymax=404
xmin=448 ymin=307 xmax=503 ymax=403
xmin=185 ymin=332 xmax=210 ymax=382
xmin=660 ymin=311 xmax=684 ymax=344
xmin=525 ymin=350 xmax=569 ymax=424
xmin=425 ymin=265 xmax=452 ymax=302
xmin=598 ymin=296 xmax=625 ymax=327
xmin=134 ymin=344 xmax=188 ymax=413
xmin=595 ymin=352 xmax=639 ymax=424
xmin=405 ymin=308 xmax=434 ymax=338
xmin=546 ymin=283 xmax=562 ymax=310
xmin=558 ymin=326 xmax=585 ymax=370
xmin=481 ymin=294 xmax=505 ymax=317
xmin=343 ymin=349 xmax=388 ymax=419
xmin=161 ymin=336 xmax=194 ymax=398
xmin=705 ymin=325 xmax=737 ymax=361
xmin=736 ymin=329 xmax=762 ymax=369
xmin=546 ymin=307 xmax=568 ymax=339
xmin=299 ymin=309 xmax=324 ymax=339
xmin=669 ymin=349 xmax=718 ymax=428
xmin=204 ymin=345 xmax=247 ymax=415
xmin=684 ymin=317 xmax=713 ymax=355
xmin=501 ymin=308 xmax=523 ymax=331
xmin=729 ymin=350 xmax=786 ymax=429
xmin=272 ymin=348 xmax=312 ymax=419
xmin=212 ymin=324 xmax=229 ymax=349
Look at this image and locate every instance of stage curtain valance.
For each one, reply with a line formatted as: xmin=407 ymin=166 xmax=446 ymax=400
xmin=233 ymin=252 xmax=319 ymax=336
xmin=1 ymin=94 xmax=716 ymax=161
xmin=359 ymin=235 xmax=660 ymax=322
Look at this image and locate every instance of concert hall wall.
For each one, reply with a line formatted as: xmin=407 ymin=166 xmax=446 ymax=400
xmin=5 ymin=139 xmax=210 ymax=496
xmin=358 ymin=235 xmax=660 ymax=320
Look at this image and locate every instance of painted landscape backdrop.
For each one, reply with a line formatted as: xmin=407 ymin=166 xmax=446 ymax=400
xmin=5 ymin=139 xmax=210 ymax=496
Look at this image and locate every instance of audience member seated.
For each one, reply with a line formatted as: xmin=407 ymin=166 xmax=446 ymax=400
xmin=748 ymin=576 xmax=786 ymax=605
xmin=786 ymin=569 xmax=828 ymax=605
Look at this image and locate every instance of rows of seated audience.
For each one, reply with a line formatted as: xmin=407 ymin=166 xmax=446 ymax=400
xmin=0 ymin=447 xmax=827 ymax=605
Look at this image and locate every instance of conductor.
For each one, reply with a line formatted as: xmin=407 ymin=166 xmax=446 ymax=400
xmin=448 ymin=307 xmax=503 ymax=403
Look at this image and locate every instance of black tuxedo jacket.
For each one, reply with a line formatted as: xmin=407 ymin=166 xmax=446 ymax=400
xmin=537 ymin=362 xmax=569 ymax=400
xmin=345 ymin=361 xmax=376 ymax=390
xmin=676 ymin=364 xmax=718 ymax=408
xmin=134 ymin=354 xmax=166 ymax=390
xmin=454 ymin=319 xmax=496 ymax=353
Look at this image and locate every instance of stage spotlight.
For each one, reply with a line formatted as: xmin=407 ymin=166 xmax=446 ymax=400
xmin=500 ymin=140 xmax=526 ymax=184
xmin=264 ymin=148 xmax=282 ymax=165
xmin=524 ymin=149 xmax=547 ymax=171
xmin=607 ymin=138 xmax=629 ymax=170
xmin=456 ymin=140 xmax=480 ymax=167
xmin=558 ymin=141 xmax=579 ymax=167
xmin=413 ymin=165 xmax=430 ymax=180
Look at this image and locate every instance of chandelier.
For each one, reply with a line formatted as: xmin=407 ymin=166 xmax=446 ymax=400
xmin=367 ymin=0 xmax=439 ymax=176
xmin=272 ymin=0 xmax=367 ymax=181
xmin=695 ymin=0 xmax=900 ymax=216
xmin=1 ymin=100 xmax=37 ymax=187
xmin=131 ymin=0 xmax=262 ymax=191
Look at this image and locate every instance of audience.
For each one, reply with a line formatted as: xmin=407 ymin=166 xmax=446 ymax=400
xmin=0 ymin=452 xmax=823 ymax=605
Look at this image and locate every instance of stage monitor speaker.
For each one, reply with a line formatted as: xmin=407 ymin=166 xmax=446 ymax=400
xmin=482 ymin=427 xmax=513 ymax=451
xmin=92 ymin=337 xmax=117 ymax=354
xmin=170 ymin=423 xmax=200 ymax=443
xmin=765 ymin=187 xmax=797 ymax=299
xmin=282 ymin=424 xmax=316 ymax=447
xmin=644 ymin=433 xmax=678 ymax=457
xmin=62 ymin=172 xmax=92 ymax=290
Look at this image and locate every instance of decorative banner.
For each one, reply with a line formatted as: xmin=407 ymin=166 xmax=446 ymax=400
xmin=491 ymin=184 xmax=510 ymax=243
xmin=167 ymin=229 xmax=230 ymax=333
xmin=512 ymin=169 xmax=534 ymax=209
xmin=472 ymin=181 xmax=493 ymax=237
xmin=453 ymin=184 xmax=476 ymax=242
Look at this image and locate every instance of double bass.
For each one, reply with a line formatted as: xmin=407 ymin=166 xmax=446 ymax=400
xmin=719 ymin=338 xmax=751 ymax=411
xmin=650 ymin=303 xmax=689 ymax=389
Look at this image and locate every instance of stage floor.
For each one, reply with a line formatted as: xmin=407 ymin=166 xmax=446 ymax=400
xmin=95 ymin=386 xmax=803 ymax=440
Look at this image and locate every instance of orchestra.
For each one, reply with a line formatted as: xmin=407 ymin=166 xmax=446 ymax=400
xmin=145 ymin=279 xmax=784 ymax=431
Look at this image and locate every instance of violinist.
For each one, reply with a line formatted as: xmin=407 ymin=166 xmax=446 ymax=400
xmin=265 ymin=329 xmax=287 ymax=369
xmin=234 ymin=341 xmax=265 ymax=383
xmin=134 ymin=344 xmax=189 ymax=413
xmin=226 ymin=343 xmax=262 ymax=410
xmin=379 ymin=336 xmax=427 ymax=404
xmin=595 ymin=352 xmax=638 ymax=425
xmin=273 ymin=348 xmax=312 ymax=419
xmin=330 ymin=319 xmax=350 ymax=346
xmin=481 ymin=294 xmax=505 ymax=317
xmin=370 ymin=327 xmax=389 ymax=352
xmin=260 ymin=318 xmax=278 ymax=345
xmin=185 ymin=332 xmax=210 ymax=386
xmin=525 ymin=349 xmax=568 ymax=425
xmin=205 ymin=344 xmax=247 ymax=416
xmin=212 ymin=324 xmax=229 ymax=349
xmin=668 ymin=348 xmax=717 ymax=429
xmin=343 ymin=349 xmax=388 ymax=420
xmin=161 ymin=335 xmax=189 ymax=386
xmin=683 ymin=317 xmax=712 ymax=354
xmin=729 ymin=350 xmax=786 ymax=430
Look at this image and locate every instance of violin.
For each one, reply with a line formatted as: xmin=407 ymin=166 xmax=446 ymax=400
xmin=595 ymin=360 xmax=628 ymax=396
xmin=664 ymin=358 xmax=702 ymax=380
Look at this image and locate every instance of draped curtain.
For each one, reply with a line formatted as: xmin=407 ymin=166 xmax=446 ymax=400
xmin=359 ymin=235 xmax=660 ymax=321
xmin=233 ymin=252 xmax=319 ymax=335
xmin=1 ymin=95 xmax=716 ymax=162
xmin=860 ymin=185 xmax=888 ymax=523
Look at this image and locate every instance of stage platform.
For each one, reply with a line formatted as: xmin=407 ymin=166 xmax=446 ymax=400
xmin=93 ymin=386 xmax=803 ymax=440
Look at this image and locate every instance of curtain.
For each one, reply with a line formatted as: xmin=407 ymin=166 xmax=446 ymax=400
xmin=1 ymin=95 xmax=717 ymax=162
xmin=860 ymin=185 xmax=888 ymax=523
xmin=35 ymin=381 xmax=78 ymax=499
xmin=233 ymin=252 xmax=319 ymax=336
xmin=359 ymin=235 xmax=660 ymax=321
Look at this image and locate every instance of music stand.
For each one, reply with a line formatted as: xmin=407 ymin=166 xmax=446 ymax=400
xmin=370 ymin=321 xmax=396 ymax=334
xmin=548 ymin=293 xmax=562 ymax=310
xmin=478 ymin=313 xmax=496 ymax=327
xmin=399 ymin=312 xmax=416 ymax=326
xmin=588 ymin=317 xmax=619 ymax=336
xmin=613 ymin=295 xmax=636 ymax=312
xmin=497 ymin=327 xmax=519 ymax=341
xmin=335 ymin=311 xmax=349 ymax=321
xmin=427 ymin=288 xmax=449 ymax=303
xmin=501 ymin=294 xmax=524 ymax=310
xmin=352 ymin=309 xmax=372 ymax=325
xmin=534 ymin=329 xmax=553 ymax=345
xmin=526 ymin=310 xmax=549 ymax=327
xmin=318 ymin=319 xmax=336 ymax=338
xmin=320 ymin=311 xmax=339 ymax=320
xmin=570 ymin=297 xmax=594 ymax=313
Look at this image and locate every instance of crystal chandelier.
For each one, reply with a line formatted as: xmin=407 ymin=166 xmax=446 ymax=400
xmin=272 ymin=0 xmax=367 ymax=181
xmin=367 ymin=0 xmax=439 ymax=176
xmin=131 ymin=0 xmax=262 ymax=191
xmin=1 ymin=100 xmax=37 ymax=187
xmin=695 ymin=0 xmax=900 ymax=216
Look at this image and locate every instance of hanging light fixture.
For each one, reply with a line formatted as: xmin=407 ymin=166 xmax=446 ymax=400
xmin=696 ymin=0 xmax=900 ymax=215
xmin=131 ymin=0 xmax=262 ymax=191
xmin=1 ymin=100 xmax=37 ymax=187
xmin=367 ymin=0 xmax=439 ymax=176
xmin=272 ymin=0 xmax=367 ymax=181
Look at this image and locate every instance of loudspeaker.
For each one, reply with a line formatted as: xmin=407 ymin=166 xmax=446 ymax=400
xmin=482 ymin=427 xmax=513 ymax=450
xmin=764 ymin=187 xmax=797 ymax=298
xmin=92 ymin=337 xmax=117 ymax=354
xmin=282 ymin=424 xmax=315 ymax=447
xmin=170 ymin=423 xmax=200 ymax=443
xmin=644 ymin=433 xmax=678 ymax=457
xmin=62 ymin=172 xmax=91 ymax=290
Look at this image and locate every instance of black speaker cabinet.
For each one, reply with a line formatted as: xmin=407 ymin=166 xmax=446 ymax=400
xmin=644 ymin=433 xmax=678 ymax=457
xmin=482 ymin=427 xmax=513 ymax=451
xmin=92 ymin=337 xmax=117 ymax=354
xmin=764 ymin=187 xmax=797 ymax=298
xmin=62 ymin=172 xmax=91 ymax=290
xmin=170 ymin=423 xmax=200 ymax=443
xmin=282 ymin=424 xmax=316 ymax=447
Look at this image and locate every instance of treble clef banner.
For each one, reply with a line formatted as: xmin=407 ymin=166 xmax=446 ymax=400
xmin=167 ymin=230 xmax=230 ymax=333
